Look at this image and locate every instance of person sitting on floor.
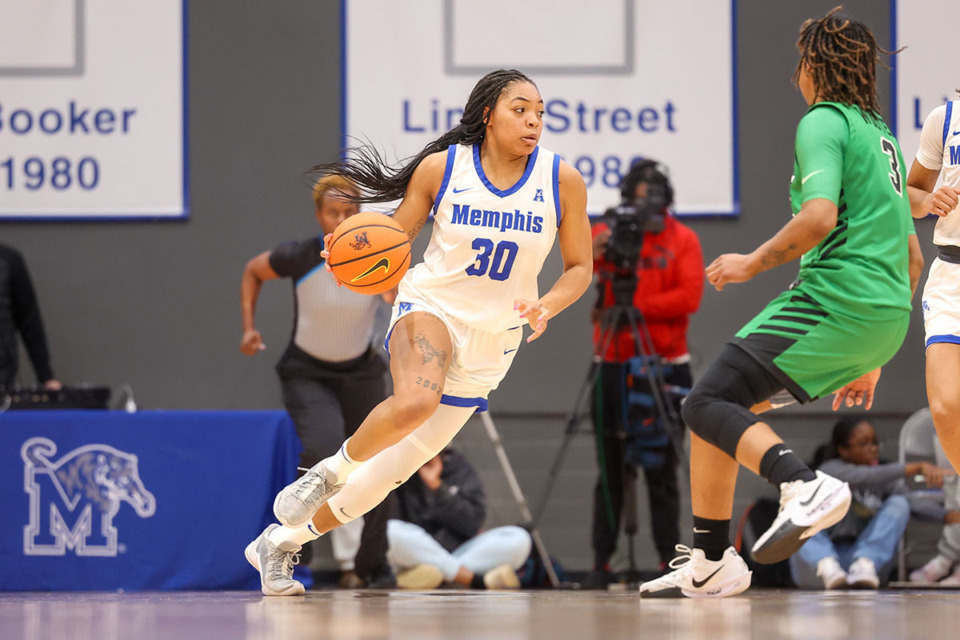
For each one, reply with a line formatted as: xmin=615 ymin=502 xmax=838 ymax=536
xmin=387 ymin=448 xmax=532 ymax=590
xmin=790 ymin=415 xmax=957 ymax=590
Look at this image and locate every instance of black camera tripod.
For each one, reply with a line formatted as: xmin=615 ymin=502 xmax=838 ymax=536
xmin=531 ymin=273 xmax=687 ymax=584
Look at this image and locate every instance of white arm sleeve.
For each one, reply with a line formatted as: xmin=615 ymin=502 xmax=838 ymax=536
xmin=327 ymin=404 xmax=476 ymax=524
xmin=916 ymin=104 xmax=946 ymax=171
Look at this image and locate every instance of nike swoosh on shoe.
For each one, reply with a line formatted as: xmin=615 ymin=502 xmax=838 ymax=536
xmin=691 ymin=565 xmax=725 ymax=589
xmin=799 ymin=481 xmax=823 ymax=507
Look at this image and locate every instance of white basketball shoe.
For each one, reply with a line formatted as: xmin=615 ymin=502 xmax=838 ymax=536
xmin=639 ymin=545 xmax=752 ymax=599
xmin=273 ymin=459 xmax=342 ymax=527
xmin=751 ymin=470 xmax=851 ymax=565
xmin=244 ymin=524 xmax=306 ymax=596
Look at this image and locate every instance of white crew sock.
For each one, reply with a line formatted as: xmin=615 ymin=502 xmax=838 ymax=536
xmin=268 ymin=523 xmax=322 ymax=548
xmin=323 ymin=439 xmax=363 ymax=485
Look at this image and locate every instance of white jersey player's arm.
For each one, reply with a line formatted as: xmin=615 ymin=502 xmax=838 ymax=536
xmin=907 ymin=104 xmax=959 ymax=220
xmin=518 ymin=160 xmax=592 ymax=342
xmin=392 ymin=151 xmax=447 ymax=243
xmin=907 ymin=159 xmax=959 ymax=220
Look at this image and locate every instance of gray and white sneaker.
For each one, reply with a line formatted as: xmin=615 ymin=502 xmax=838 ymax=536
xmin=244 ymin=524 xmax=305 ymax=596
xmin=751 ymin=470 xmax=851 ymax=565
xmin=273 ymin=460 xmax=342 ymax=528
xmin=639 ymin=545 xmax=752 ymax=599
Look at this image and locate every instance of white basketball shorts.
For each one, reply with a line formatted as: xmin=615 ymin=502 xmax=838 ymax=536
xmin=384 ymin=281 xmax=523 ymax=411
xmin=922 ymin=257 xmax=960 ymax=348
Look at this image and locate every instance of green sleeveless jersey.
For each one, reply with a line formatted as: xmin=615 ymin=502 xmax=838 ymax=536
xmin=788 ymin=102 xmax=912 ymax=319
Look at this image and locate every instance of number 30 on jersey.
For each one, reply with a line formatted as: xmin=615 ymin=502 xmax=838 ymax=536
xmin=465 ymin=238 xmax=518 ymax=281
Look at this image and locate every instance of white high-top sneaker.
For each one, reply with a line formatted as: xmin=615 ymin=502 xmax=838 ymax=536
xmin=639 ymin=545 xmax=752 ymax=599
xmin=751 ymin=471 xmax=851 ymax=565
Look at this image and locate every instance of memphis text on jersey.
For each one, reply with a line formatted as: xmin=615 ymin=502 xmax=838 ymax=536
xmin=451 ymin=204 xmax=544 ymax=234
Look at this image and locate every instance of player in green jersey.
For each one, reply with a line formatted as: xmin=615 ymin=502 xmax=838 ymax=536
xmin=640 ymin=7 xmax=923 ymax=599
xmin=731 ymin=98 xmax=915 ymax=402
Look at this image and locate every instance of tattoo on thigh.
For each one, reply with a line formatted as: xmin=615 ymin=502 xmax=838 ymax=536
xmin=415 ymin=376 xmax=443 ymax=396
xmin=414 ymin=331 xmax=448 ymax=368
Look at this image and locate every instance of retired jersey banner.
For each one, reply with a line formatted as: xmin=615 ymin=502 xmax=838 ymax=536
xmin=0 ymin=0 xmax=187 ymax=219
xmin=894 ymin=0 xmax=959 ymax=165
xmin=343 ymin=0 xmax=738 ymax=217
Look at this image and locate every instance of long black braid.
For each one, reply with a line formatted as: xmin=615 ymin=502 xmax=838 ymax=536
xmin=793 ymin=6 xmax=900 ymax=118
xmin=309 ymin=69 xmax=536 ymax=204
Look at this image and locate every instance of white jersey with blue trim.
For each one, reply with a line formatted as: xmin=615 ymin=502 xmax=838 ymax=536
xmin=916 ymin=100 xmax=960 ymax=246
xmin=402 ymin=142 xmax=562 ymax=333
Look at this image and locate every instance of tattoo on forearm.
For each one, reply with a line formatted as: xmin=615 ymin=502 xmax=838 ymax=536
xmin=414 ymin=332 xmax=447 ymax=367
xmin=759 ymin=243 xmax=799 ymax=269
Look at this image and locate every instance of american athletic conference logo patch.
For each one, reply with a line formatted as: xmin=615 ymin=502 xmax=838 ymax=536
xmin=21 ymin=437 xmax=155 ymax=557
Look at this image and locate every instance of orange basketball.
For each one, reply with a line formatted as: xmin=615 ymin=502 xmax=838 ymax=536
xmin=327 ymin=211 xmax=411 ymax=295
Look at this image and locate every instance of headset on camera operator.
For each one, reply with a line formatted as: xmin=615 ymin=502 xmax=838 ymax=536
xmin=585 ymin=159 xmax=704 ymax=589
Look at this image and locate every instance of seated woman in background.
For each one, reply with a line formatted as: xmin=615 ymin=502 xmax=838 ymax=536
xmin=386 ymin=448 xmax=532 ymax=590
xmin=790 ymin=415 xmax=958 ymax=590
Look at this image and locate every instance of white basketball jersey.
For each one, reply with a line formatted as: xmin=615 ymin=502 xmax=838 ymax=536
xmin=403 ymin=143 xmax=562 ymax=333
xmin=916 ymin=100 xmax=960 ymax=246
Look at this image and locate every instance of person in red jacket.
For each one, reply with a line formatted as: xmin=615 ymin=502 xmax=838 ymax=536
xmin=584 ymin=160 xmax=704 ymax=589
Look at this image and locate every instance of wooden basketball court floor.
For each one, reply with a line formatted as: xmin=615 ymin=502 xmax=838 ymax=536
xmin=1 ymin=588 xmax=956 ymax=640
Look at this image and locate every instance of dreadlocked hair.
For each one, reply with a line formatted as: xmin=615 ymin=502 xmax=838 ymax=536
xmin=308 ymin=69 xmax=536 ymax=204
xmin=793 ymin=6 xmax=900 ymax=118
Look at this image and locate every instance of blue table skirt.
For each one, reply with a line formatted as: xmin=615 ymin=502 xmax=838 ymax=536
xmin=0 ymin=410 xmax=309 ymax=591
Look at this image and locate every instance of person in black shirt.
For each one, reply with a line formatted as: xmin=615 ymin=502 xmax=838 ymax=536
xmin=387 ymin=448 xmax=531 ymax=590
xmin=0 ymin=243 xmax=61 ymax=391
xmin=240 ymin=175 xmax=395 ymax=587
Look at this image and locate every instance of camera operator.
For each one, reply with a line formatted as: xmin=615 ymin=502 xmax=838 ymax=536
xmin=584 ymin=159 xmax=704 ymax=589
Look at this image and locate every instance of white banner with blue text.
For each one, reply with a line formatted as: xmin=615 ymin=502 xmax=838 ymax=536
xmin=0 ymin=0 xmax=187 ymax=219
xmin=895 ymin=0 xmax=959 ymax=169
xmin=344 ymin=0 xmax=737 ymax=217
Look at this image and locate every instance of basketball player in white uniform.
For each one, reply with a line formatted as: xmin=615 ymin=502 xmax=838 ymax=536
xmin=245 ymin=69 xmax=592 ymax=595
xmin=908 ymin=98 xmax=960 ymax=476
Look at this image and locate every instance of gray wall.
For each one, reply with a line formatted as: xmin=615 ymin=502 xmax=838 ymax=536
xmin=1 ymin=1 xmax=937 ymax=572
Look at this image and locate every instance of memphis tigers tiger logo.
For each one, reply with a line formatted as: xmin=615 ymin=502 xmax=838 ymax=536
xmin=21 ymin=437 xmax=156 ymax=557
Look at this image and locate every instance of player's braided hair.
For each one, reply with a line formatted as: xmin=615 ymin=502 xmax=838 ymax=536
xmin=309 ymin=69 xmax=536 ymax=204
xmin=793 ymin=6 xmax=899 ymax=118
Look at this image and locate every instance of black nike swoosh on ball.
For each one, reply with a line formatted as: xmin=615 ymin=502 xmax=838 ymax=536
xmin=691 ymin=565 xmax=725 ymax=588
xmin=352 ymin=258 xmax=390 ymax=282
xmin=799 ymin=481 xmax=823 ymax=507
